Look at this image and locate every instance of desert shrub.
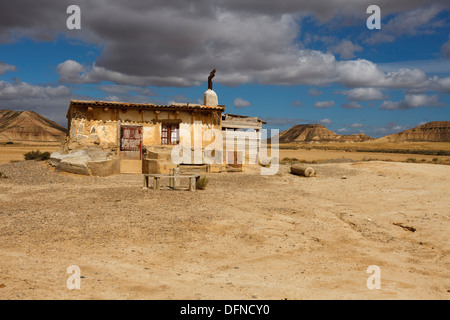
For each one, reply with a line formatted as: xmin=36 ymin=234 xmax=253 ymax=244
xmin=432 ymin=158 xmax=438 ymax=162
xmin=24 ymin=150 xmax=51 ymax=161
xmin=0 ymin=171 xmax=8 ymax=179
xmin=196 ymin=176 xmax=209 ymax=190
xmin=5 ymin=141 xmax=13 ymax=145
xmin=406 ymin=158 xmax=417 ymax=163
xmin=42 ymin=151 xmax=51 ymax=159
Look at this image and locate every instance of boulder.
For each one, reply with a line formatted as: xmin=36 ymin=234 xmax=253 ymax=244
xmin=50 ymin=147 xmax=119 ymax=176
xmin=58 ymin=152 xmax=92 ymax=175
xmin=88 ymin=158 xmax=120 ymax=177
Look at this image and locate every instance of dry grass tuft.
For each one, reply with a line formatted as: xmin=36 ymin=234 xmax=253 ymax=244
xmin=196 ymin=176 xmax=209 ymax=190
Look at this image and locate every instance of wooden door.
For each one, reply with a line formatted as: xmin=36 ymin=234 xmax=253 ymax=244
xmin=120 ymin=125 xmax=142 ymax=160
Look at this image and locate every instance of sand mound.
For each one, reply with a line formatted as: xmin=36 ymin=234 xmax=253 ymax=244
xmin=375 ymin=121 xmax=450 ymax=142
xmin=279 ymin=124 xmax=374 ymax=143
xmin=0 ymin=110 xmax=67 ymax=142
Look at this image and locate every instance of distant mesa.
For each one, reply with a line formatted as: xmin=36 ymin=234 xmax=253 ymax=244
xmin=0 ymin=110 xmax=67 ymax=142
xmin=278 ymin=124 xmax=374 ymax=143
xmin=374 ymin=121 xmax=450 ymax=143
xmin=277 ymin=121 xmax=450 ymax=144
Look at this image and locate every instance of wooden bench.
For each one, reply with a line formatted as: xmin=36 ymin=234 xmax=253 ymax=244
xmin=143 ymin=173 xmax=201 ymax=191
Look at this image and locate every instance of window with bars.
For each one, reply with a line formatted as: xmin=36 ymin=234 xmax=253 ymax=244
xmin=161 ymin=123 xmax=179 ymax=145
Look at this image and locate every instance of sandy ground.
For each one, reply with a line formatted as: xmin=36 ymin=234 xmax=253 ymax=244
xmin=1 ymin=143 xmax=449 ymax=165
xmin=0 ymin=145 xmax=60 ymax=164
xmin=0 ymin=160 xmax=449 ymax=300
xmin=279 ymin=148 xmax=450 ymax=163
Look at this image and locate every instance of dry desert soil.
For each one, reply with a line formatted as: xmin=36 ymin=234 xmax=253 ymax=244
xmin=0 ymin=160 xmax=449 ymax=299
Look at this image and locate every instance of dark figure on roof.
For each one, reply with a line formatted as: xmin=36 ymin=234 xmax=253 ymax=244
xmin=208 ymin=69 xmax=216 ymax=90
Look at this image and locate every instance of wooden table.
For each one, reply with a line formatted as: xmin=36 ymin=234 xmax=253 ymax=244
xmin=143 ymin=173 xmax=201 ymax=191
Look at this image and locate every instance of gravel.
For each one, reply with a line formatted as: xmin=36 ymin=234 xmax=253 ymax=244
xmin=0 ymin=160 xmax=95 ymax=185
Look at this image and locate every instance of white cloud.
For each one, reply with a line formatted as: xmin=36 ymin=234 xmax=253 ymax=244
xmin=291 ymin=100 xmax=302 ymax=107
xmin=342 ymin=88 xmax=385 ymax=101
xmin=0 ymin=80 xmax=71 ymax=100
xmin=379 ymin=101 xmax=402 ymax=110
xmin=374 ymin=122 xmax=410 ymax=135
xmin=233 ymin=97 xmax=252 ymax=108
xmin=314 ymin=100 xmax=334 ymax=108
xmin=378 ymin=59 xmax=450 ymax=75
xmin=350 ymin=123 xmax=364 ymax=128
xmin=56 ymin=53 xmax=450 ymax=93
xmin=104 ymin=95 xmax=121 ymax=102
xmin=98 ymin=84 xmax=151 ymax=95
xmin=342 ymin=101 xmax=363 ymax=109
xmin=56 ymin=60 xmax=86 ymax=83
xmin=381 ymin=68 xmax=430 ymax=89
xmin=436 ymin=77 xmax=450 ymax=93
xmin=335 ymin=59 xmax=386 ymax=88
xmin=251 ymin=49 xmax=338 ymax=86
xmin=329 ymin=40 xmax=362 ymax=59
xmin=57 ymin=60 xmax=193 ymax=87
xmin=379 ymin=93 xmax=444 ymax=110
xmin=337 ymin=61 xmax=447 ymax=92
xmin=442 ymin=38 xmax=450 ymax=59
xmin=0 ymin=62 xmax=16 ymax=74
xmin=308 ymin=88 xmax=323 ymax=96
xmin=320 ymin=118 xmax=332 ymax=125
xmin=364 ymin=4 xmax=445 ymax=45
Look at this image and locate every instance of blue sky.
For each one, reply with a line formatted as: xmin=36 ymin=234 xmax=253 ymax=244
xmin=0 ymin=0 xmax=449 ymax=137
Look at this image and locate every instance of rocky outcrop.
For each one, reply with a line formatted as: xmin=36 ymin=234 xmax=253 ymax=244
xmin=0 ymin=110 xmax=67 ymax=142
xmin=375 ymin=121 xmax=450 ymax=142
xmin=279 ymin=124 xmax=336 ymax=143
xmin=339 ymin=133 xmax=374 ymax=143
xmin=279 ymin=124 xmax=374 ymax=143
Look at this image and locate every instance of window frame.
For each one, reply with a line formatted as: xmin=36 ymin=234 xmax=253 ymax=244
xmin=161 ymin=123 xmax=179 ymax=145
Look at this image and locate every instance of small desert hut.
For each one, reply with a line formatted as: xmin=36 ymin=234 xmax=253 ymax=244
xmin=63 ymin=97 xmax=224 ymax=174
xmin=52 ymin=71 xmax=266 ymax=176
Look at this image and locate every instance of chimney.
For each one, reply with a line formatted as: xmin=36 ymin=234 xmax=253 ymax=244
xmin=204 ymin=69 xmax=218 ymax=107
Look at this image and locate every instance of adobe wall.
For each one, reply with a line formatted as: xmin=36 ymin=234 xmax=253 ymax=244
xmin=67 ymin=106 xmax=222 ymax=149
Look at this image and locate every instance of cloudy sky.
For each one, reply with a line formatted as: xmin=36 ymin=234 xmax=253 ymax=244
xmin=0 ymin=0 xmax=449 ymax=137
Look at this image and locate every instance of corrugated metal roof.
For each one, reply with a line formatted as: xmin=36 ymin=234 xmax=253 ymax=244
xmin=69 ymin=100 xmax=225 ymax=111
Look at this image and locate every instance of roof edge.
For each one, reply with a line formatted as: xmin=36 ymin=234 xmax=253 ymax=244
xmin=69 ymin=100 xmax=225 ymax=111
